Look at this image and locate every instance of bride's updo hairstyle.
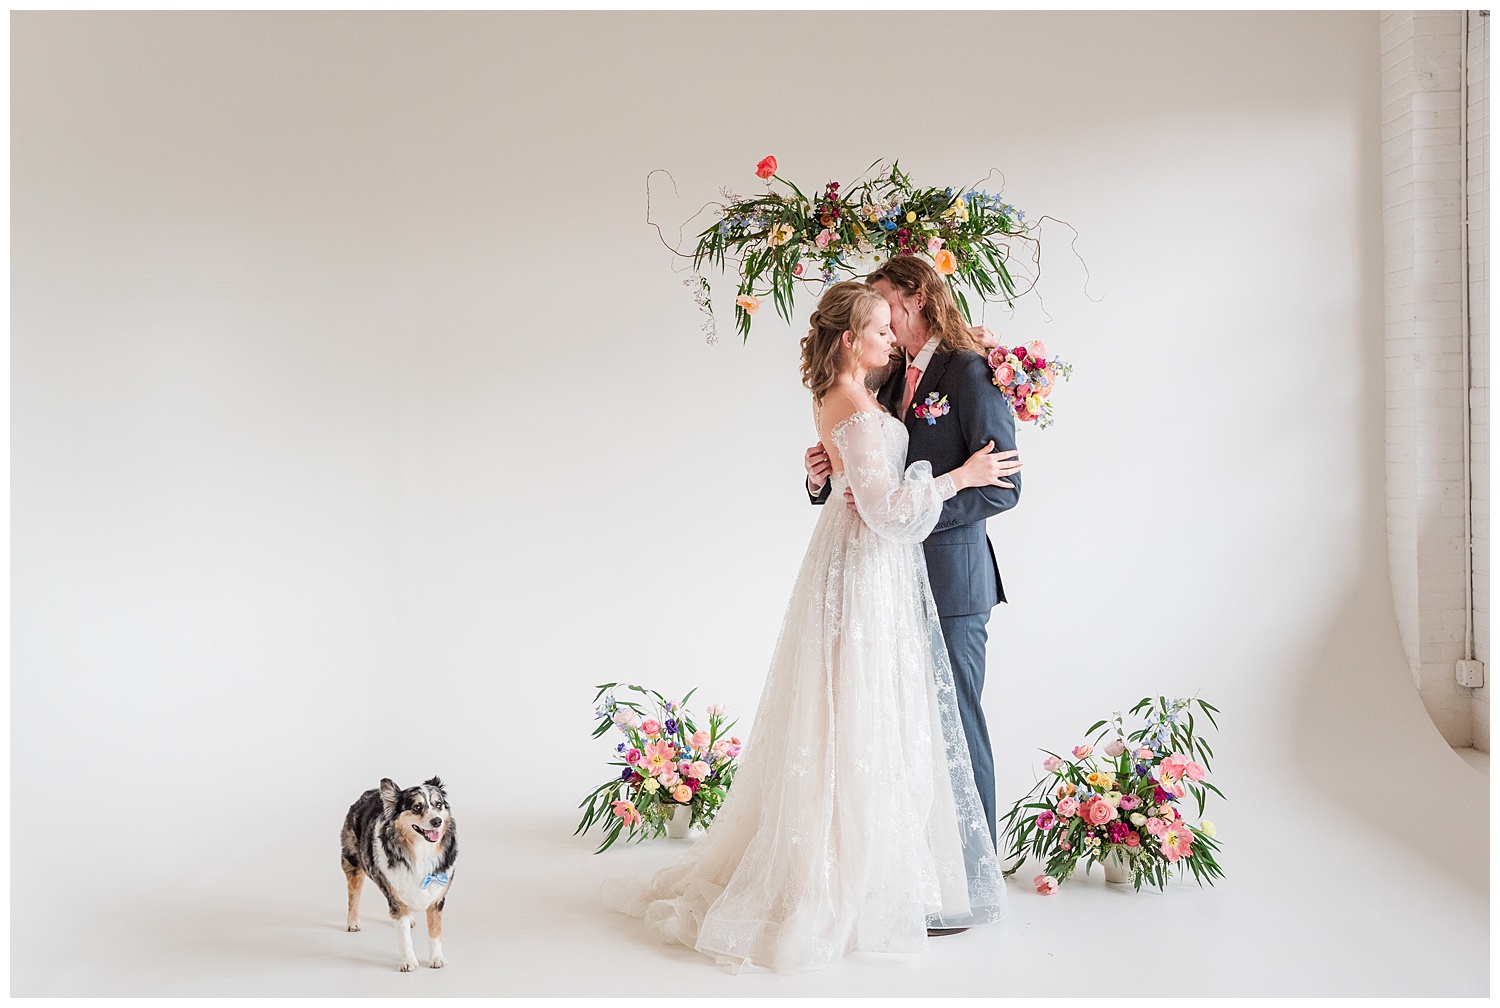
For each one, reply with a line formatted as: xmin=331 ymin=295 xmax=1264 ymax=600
xmin=800 ymin=280 xmax=888 ymax=403
xmin=865 ymin=255 xmax=984 ymax=355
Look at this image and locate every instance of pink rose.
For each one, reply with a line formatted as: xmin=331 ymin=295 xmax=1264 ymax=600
xmin=641 ymin=719 xmax=662 ymax=737
xmin=1135 ymin=747 xmax=1154 ymax=759
xmin=1081 ymin=797 xmax=1117 ymax=826
xmin=1071 ymin=744 xmax=1093 ymax=759
xmin=1035 ymin=810 xmax=1057 ymax=831
xmin=1184 ymin=761 xmax=1206 ymax=782
xmin=1041 ymin=755 xmax=1062 ymax=772
xmin=927 ymin=236 xmax=944 ymax=255
xmin=1033 ymin=874 xmax=1059 ymax=895
xmin=1124 ymin=830 xmax=1141 ymax=848
xmin=690 ymin=730 xmax=711 ymax=750
xmin=994 ymin=363 xmax=1016 ymax=386
xmin=816 ymin=228 xmax=834 ymax=249
xmin=1118 ymin=794 xmax=1141 ymax=811
xmin=687 ymin=760 xmax=711 ymax=780
xmin=1145 ymin=817 xmax=1167 ymax=837
xmin=1103 ymin=739 xmax=1126 ymax=758
xmin=1056 ymin=797 xmax=1080 ymax=818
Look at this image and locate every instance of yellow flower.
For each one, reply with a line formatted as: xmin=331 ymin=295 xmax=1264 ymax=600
xmin=933 ymin=248 xmax=957 ymax=274
xmin=905 ymin=211 xmax=917 ymax=223
xmin=942 ymin=196 xmax=970 ymax=222
xmin=768 ymin=222 xmax=795 ymax=247
xmin=1199 ymin=820 xmax=1216 ymax=837
xmin=642 ymin=778 xmax=660 ymax=792
xmin=1024 ymin=394 xmax=1042 ymax=415
xmin=1085 ymin=772 xmax=1104 ymax=788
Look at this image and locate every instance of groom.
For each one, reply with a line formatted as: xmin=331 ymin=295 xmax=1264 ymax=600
xmin=804 ymin=256 xmax=1019 ymax=852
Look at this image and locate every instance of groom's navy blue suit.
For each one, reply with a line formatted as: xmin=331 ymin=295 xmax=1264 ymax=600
xmin=810 ymin=348 xmax=1019 ymax=845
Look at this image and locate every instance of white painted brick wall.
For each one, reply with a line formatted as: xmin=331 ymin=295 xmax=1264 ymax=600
xmin=1467 ymin=12 xmax=1489 ymax=751
xmin=1381 ymin=11 xmax=1477 ymax=746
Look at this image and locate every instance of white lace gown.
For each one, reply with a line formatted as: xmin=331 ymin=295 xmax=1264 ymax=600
xmin=603 ymin=410 xmax=1006 ymax=972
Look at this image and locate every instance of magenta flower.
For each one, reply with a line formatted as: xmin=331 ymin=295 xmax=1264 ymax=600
xmin=1107 ymin=821 xmax=1129 ymax=843
xmin=1118 ymin=794 xmax=1140 ymax=811
xmin=1036 ymin=810 xmax=1057 ymax=831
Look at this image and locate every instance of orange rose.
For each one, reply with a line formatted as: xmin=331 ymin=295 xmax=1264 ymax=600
xmin=756 ymin=155 xmax=778 ymax=179
xmin=933 ymin=248 xmax=957 ymax=274
xmin=735 ymin=295 xmax=761 ymax=315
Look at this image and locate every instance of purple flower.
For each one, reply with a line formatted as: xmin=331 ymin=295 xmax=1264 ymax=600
xmin=664 ymin=718 xmax=678 ymax=734
xmin=620 ymin=767 xmax=635 ymax=781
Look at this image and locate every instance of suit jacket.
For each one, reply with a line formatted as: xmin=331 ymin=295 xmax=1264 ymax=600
xmin=809 ymin=348 xmax=1020 ymax=617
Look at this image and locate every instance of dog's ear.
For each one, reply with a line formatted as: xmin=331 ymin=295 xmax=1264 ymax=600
xmin=379 ymin=778 xmax=401 ymax=812
xmin=424 ymin=776 xmax=446 ymax=796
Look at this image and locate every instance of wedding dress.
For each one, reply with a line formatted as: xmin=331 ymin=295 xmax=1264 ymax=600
xmin=603 ymin=410 xmax=1006 ymax=972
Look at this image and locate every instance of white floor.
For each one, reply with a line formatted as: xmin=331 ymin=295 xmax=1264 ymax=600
xmin=15 ymin=754 xmax=1488 ymax=998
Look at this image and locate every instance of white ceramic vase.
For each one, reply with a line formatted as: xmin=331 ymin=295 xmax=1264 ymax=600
xmin=1102 ymin=848 xmax=1133 ymax=884
xmin=665 ymin=802 xmax=693 ymax=839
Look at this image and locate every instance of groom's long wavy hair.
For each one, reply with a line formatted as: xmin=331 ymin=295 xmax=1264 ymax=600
xmin=800 ymin=281 xmax=888 ymax=403
xmin=865 ymin=256 xmax=984 ymax=356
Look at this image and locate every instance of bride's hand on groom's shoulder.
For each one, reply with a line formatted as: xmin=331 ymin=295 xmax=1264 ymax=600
xmin=968 ymin=325 xmax=1002 ymax=350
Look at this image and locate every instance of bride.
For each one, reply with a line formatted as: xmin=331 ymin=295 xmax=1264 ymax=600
xmin=604 ymin=281 xmax=1021 ymax=972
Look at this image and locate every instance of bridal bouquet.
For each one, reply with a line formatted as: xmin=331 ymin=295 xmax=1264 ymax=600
xmin=988 ymin=340 xmax=1073 ymax=428
xmin=999 ymin=696 xmax=1226 ymax=893
xmin=576 ymin=683 xmax=742 ymax=853
xmin=666 ymin=157 xmax=1042 ymax=340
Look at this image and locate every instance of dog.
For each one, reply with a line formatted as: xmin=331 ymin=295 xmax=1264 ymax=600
xmin=341 ymin=776 xmax=457 ymax=971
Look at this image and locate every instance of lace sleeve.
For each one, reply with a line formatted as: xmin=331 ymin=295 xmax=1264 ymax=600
xmin=831 ymin=412 xmax=956 ymax=544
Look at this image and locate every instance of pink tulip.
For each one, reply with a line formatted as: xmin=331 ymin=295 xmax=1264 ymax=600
xmin=1042 ymin=755 xmax=1063 ymax=772
xmin=1071 ymin=744 xmax=1093 ymax=759
xmin=1103 ymin=739 xmax=1126 ymax=758
xmin=1159 ymin=822 xmax=1194 ymax=862
xmin=610 ymin=800 xmax=642 ymax=827
xmin=1029 ymin=340 xmax=1048 ymax=359
xmin=1033 ymin=874 xmax=1059 ymax=895
xmin=1184 ymin=761 xmax=1206 ymax=782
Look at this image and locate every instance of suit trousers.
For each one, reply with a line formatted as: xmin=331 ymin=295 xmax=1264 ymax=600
xmin=939 ymin=612 xmax=996 ymax=848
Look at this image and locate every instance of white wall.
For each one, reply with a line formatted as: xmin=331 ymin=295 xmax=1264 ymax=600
xmin=13 ymin=12 xmax=1484 ymax=990
xmin=1466 ymin=13 xmax=1490 ymax=749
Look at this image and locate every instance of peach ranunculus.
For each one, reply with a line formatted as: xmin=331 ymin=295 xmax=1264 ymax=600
xmin=933 ymin=248 xmax=958 ymax=274
xmin=735 ymin=295 xmax=761 ymax=315
xmin=1103 ymin=738 xmax=1126 ymax=758
xmin=1033 ymin=874 xmax=1059 ymax=895
xmin=641 ymin=719 xmax=662 ymax=737
xmin=756 ymin=155 xmax=778 ymax=179
xmin=610 ymin=800 xmax=642 ymax=827
xmin=1071 ymin=744 xmax=1093 ymax=759
xmin=1056 ymin=796 xmax=1081 ymax=818
xmin=690 ymin=730 xmax=711 ymax=750
xmin=672 ymin=784 xmax=693 ymax=803
xmin=1184 ymin=761 xmax=1206 ymax=782
xmin=1041 ymin=755 xmax=1063 ymax=772
xmin=687 ymin=760 xmax=711 ymax=780
xmin=1055 ymin=782 xmax=1077 ymax=798
xmin=1080 ymin=797 xmax=1117 ymax=826
xmin=1124 ymin=830 xmax=1141 ymax=848
xmin=1145 ymin=816 xmax=1168 ymax=837
xmin=927 ymin=236 xmax=944 ymax=255
xmin=1159 ymin=822 xmax=1194 ymax=862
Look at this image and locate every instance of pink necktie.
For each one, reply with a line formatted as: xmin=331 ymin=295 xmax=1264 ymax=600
xmin=900 ymin=365 xmax=922 ymax=417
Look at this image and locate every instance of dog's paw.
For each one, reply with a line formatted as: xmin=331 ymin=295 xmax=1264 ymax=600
xmin=430 ymin=956 xmax=447 ymax=969
xmin=346 ymin=923 xmax=361 ymax=932
xmin=399 ymin=960 xmax=418 ymax=973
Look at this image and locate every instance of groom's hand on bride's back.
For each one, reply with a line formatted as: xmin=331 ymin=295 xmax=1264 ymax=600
xmin=805 ymin=444 xmax=832 ymax=493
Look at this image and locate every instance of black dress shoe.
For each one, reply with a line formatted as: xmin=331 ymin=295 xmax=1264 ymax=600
xmin=926 ymin=927 xmax=969 ymax=937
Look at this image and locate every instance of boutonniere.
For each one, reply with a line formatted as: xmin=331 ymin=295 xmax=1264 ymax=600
xmin=913 ymin=392 xmax=951 ymax=425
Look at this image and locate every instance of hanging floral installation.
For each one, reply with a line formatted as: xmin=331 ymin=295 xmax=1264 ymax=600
xmin=649 ymin=156 xmax=1062 ymax=343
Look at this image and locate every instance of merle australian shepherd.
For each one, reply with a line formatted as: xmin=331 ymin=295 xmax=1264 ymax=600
xmin=341 ymin=777 xmax=457 ymax=971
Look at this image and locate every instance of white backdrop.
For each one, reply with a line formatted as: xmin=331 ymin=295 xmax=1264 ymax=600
xmin=13 ymin=11 xmax=1487 ymax=996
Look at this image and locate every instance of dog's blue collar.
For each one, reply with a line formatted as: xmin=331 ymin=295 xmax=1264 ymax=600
xmin=422 ymin=872 xmax=449 ymax=890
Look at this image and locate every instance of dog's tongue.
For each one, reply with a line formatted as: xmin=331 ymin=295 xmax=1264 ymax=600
xmin=421 ymin=828 xmax=440 ymax=843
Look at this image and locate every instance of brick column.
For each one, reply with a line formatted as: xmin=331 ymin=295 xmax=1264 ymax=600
xmin=1381 ymin=11 xmax=1475 ymax=745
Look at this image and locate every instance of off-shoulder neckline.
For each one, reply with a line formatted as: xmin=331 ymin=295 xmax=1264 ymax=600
xmin=828 ymin=409 xmax=891 ymax=443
